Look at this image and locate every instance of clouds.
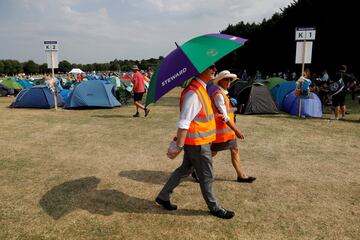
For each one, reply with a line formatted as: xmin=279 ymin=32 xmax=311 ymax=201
xmin=0 ymin=0 xmax=293 ymax=64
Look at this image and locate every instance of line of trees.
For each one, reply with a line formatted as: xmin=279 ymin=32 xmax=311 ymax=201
xmin=218 ymin=0 xmax=358 ymax=77
xmin=0 ymin=57 xmax=163 ymax=76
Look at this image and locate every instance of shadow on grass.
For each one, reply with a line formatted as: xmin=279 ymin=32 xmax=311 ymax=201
xmin=118 ymin=170 xmax=172 ymax=185
xmin=39 ymin=176 xmax=207 ymax=220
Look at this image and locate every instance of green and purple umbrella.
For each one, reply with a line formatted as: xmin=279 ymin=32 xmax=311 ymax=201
xmin=145 ymin=33 xmax=247 ymax=106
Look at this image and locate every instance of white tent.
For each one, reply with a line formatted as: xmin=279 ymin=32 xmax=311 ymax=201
xmin=69 ymin=68 xmax=84 ymax=74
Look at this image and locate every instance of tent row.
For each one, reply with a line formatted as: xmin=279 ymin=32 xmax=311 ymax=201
xmin=11 ymin=80 xmax=121 ymax=109
xmin=227 ymin=78 xmax=322 ymax=118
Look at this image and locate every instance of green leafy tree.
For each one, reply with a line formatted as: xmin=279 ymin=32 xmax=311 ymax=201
xmin=23 ymin=60 xmax=39 ymax=74
xmin=58 ymin=60 xmax=72 ymax=73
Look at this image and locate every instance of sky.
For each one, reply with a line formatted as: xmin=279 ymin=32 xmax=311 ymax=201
xmin=0 ymin=0 xmax=293 ymax=64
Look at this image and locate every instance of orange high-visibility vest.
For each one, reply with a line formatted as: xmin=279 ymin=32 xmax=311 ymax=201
xmin=180 ymin=79 xmax=216 ymax=145
xmin=211 ymin=89 xmax=236 ymax=143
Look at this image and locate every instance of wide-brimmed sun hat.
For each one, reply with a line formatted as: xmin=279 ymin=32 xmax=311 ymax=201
xmin=213 ymin=70 xmax=238 ymax=85
xmin=131 ymin=65 xmax=139 ymax=70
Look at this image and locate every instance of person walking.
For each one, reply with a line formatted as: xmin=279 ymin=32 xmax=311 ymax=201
xmin=192 ymin=70 xmax=256 ymax=183
xmin=156 ymin=65 xmax=235 ymax=219
xmin=330 ymin=65 xmax=355 ymax=120
xmin=130 ymin=65 xmax=150 ymax=117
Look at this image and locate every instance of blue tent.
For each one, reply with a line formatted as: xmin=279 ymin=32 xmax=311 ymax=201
xmin=64 ymin=80 xmax=120 ymax=108
xmin=282 ymin=90 xmax=322 ymax=118
xmin=16 ymin=79 xmax=34 ymax=89
xmin=11 ymin=85 xmax=64 ymax=108
xmin=270 ymin=81 xmax=296 ymax=110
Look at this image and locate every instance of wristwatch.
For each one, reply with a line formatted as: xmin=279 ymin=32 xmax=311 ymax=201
xmin=176 ymin=144 xmax=184 ymax=151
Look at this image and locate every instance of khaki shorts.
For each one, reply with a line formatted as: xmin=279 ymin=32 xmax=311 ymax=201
xmin=211 ymin=139 xmax=237 ymax=152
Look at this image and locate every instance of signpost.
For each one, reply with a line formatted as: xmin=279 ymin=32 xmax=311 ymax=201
xmin=295 ymin=27 xmax=315 ymax=117
xmin=44 ymin=41 xmax=59 ymax=111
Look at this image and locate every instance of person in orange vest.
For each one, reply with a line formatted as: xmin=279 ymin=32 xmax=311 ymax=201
xmin=207 ymin=70 xmax=255 ymax=183
xmin=155 ymin=65 xmax=235 ymax=219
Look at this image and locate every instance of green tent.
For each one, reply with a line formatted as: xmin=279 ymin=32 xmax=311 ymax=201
xmin=1 ymin=78 xmax=23 ymax=90
xmin=262 ymin=77 xmax=287 ymax=90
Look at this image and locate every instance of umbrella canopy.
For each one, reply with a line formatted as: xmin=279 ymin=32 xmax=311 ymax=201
xmin=145 ymin=33 xmax=247 ymax=106
xmin=69 ymin=68 xmax=84 ymax=74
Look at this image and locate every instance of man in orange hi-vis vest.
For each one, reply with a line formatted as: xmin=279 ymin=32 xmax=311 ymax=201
xmin=155 ymin=65 xmax=235 ymax=219
xmin=208 ymin=70 xmax=255 ymax=183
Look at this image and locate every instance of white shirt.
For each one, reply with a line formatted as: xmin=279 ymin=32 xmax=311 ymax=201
xmin=213 ymin=86 xmax=230 ymax=122
xmin=178 ymin=79 xmax=206 ymax=129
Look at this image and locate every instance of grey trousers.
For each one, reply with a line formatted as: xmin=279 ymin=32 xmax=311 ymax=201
xmin=157 ymin=143 xmax=221 ymax=212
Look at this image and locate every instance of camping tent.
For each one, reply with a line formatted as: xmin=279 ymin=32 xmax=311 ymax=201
xmin=69 ymin=68 xmax=84 ymax=74
xmin=64 ymin=80 xmax=120 ymax=108
xmin=10 ymin=85 xmax=64 ymax=108
xmin=282 ymin=90 xmax=322 ymax=117
xmin=262 ymin=77 xmax=287 ymax=90
xmin=228 ymin=81 xmax=279 ymax=114
xmin=1 ymin=78 xmax=23 ymax=90
xmin=270 ymin=81 xmax=296 ymax=110
xmin=0 ymin=83 xmax=11 ymax=96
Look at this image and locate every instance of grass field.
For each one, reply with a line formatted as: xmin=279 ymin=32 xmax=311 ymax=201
xmin=1 ymin=89 xmax=359 ymax=240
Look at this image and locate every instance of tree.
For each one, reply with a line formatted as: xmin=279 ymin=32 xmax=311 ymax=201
xmin=58 ymin=60 xmax=72 ymax=73
xmin=23 ymin=60 xmax=39 ymax=74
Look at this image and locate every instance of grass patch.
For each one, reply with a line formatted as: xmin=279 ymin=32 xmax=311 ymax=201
xmin=0 ymin=90 xmax=359 ymax=239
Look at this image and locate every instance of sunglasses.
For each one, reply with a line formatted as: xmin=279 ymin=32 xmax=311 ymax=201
xmin=209 ymin=65 xmax=217 ymax=70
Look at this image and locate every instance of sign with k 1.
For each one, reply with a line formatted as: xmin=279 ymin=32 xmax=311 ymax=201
xmin=295 ymin=27 xmax=316 ymax=41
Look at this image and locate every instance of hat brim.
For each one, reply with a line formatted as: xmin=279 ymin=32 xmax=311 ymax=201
xmin=213 ymin=74 xmax=238 ymax=85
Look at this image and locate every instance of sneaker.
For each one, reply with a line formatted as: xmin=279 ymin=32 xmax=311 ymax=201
xmin=210 ymin=208 xmax=235 ymax=219
xmin=155 ymin=197 xmax=177 ymax=211
xmin=133 ymin=112 xmax=140 ymax=117
xmin=144 ymin=108 xmax=150 ymax=117
xmin=237 ymin=176 xmax=256 ymax=183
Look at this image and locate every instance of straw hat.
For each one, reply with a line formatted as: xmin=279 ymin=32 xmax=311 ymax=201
xmin=213 ymin=70 xmax=238 ymax=85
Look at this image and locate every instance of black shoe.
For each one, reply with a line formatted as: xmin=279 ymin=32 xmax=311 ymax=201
xmin=237 ymin=176 xmax=256 ymax=183
xmin=155 ymin=197 xmax=177 ymax=211
xmin=144 ymin=108 xmax=150 ymax=117
xmin=191 ymin=172 xmax=199 ymax=183
xmin=133 ymin=112 xmax=140 ymax=117
xmin=210 ymin=208 xmax=235 ymax=219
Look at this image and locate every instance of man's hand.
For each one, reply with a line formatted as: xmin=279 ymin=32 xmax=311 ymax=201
xmin=235 ymin=129 xmax=244 ymax=140
xmin=167 ymin=139 xmax=182 ymax=159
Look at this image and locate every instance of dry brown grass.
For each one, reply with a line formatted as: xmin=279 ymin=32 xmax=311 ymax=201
xmin=0 ymin=89 xmax=359 ymax=240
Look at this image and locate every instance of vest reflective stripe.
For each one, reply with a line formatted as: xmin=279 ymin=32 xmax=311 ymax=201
xmin=216 ymin=128 xmax=233 ymax=135
xmin=180 ymin=80 xmax=216 ymax=145
xmin=194 ymin=113 xmax=214 ymax=122
xmin=186 ymin=129 xmax=216 ymax=139
xmin=190 ymin=83 xmax=210 ymax=115
xmin=211 ymin=89 xmax=236 ymax=143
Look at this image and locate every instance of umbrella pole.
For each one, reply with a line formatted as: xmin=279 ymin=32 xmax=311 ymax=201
xmin=298 ymin=96 xmax=302 ymax=117
xmin=51 ymin=51 xmax=58 ymax=111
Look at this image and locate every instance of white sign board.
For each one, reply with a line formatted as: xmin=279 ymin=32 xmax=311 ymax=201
xmin=295 ymin=27 xmax=316 ymax=40
xmin=44 ymin=40 xmax=58 ymax=51
xmin=44 ymin=40 xmax=59 ymax=68
xmin=295 ymin=41 xmax=313 ymax=64
xmin=46 ymin=51 xmax=59 ymax=68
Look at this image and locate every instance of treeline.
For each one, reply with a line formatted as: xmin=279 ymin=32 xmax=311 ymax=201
xmin=0 ymin=57 xmax=163 ymax=76
xmin=218 ymin=0 xmax=358 ymax=77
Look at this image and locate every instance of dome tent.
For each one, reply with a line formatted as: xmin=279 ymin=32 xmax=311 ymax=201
xmin=228 ymin=81 xmax=279 ymax=114
xmin=64 ymin=80 xmax=120 ymax=109
xmin=10 ymin=85 xmax=64 ymax=108
xmin=282 ymin=90 xmax=322 ymax=118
